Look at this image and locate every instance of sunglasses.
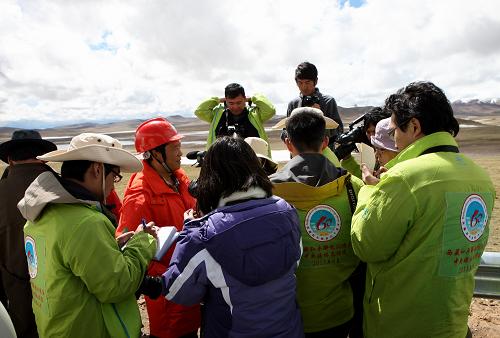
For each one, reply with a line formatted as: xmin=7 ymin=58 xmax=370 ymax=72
xmin=387 ymin=116 xmax=413 ymax=140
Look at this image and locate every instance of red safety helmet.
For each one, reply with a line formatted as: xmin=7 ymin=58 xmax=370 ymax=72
xmin=135 ymin=117 xmax=183 ymax=153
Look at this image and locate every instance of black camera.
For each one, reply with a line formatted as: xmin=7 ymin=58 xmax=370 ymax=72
xmin=186 ymin=150 xmax=206 ymax=167
xmin=336 ymin=125 xmax=366 ymax=145
xmin=188 ymin=179 xmax=199 ymax=198
xmin=216 ymin=110 xmax=246 ymax=139
xmin=302 ymin=95 xmax=321 ymax=107
xmin=334 ymin=114 xmax=370 ymax=160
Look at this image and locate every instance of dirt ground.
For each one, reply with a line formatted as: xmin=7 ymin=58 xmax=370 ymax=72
xmin=469 ymin=298 xmax=500 ymax=337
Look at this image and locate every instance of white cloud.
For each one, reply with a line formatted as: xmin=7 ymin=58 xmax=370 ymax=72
xmin=1 ymin=0 xmax=500 ymax=127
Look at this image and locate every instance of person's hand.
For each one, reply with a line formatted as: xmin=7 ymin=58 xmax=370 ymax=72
xmin=361 ymin=163 xmax=380 ymax=185
xmin=374 ymin=166 xmax=388 ymax=178
xmin=184 ymin=209 xmax=196 ymax=222
xmin=116 ymin=231 xmax=134 ymax=249
xmin=219 ymin=97 xmax=226 ymax=103
xmin=312 ymin=103 xmax=321 ymax=110
xmin=136 ymin=275 xmax=163 ymax=300
xmin=136 ymin=221 xmax=159 ymax=239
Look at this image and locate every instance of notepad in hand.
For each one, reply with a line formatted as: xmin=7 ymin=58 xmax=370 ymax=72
xmin=154 ymin=226 xmax=179 ymax=261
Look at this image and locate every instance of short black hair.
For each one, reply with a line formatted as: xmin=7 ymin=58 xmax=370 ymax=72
xmin=364 ymin=107 xmax=390 ymax=132
xmin=286 ymin=108 xmax=326 ymax=153
xmin=61 ymin=160 xmax=118 ymax=182
xmin=8 ymin=145 xmax=48 ymax=161
xmin=61 ymin=160 xmax=93 ymax=182
xmin=224 ymin=83 xmax=245 ymax=99
xmin=295 ymin=62 xmax=318 ymax=81
xmin=384 ymin=81 xmax=459 ymax=136
xmin=196 ymin=136 xmax=272 ymax=214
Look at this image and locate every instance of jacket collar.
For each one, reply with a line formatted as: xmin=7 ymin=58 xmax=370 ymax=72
xmin=217 ymin=186 xmax=267 ymax=208
xmin=141 ymin=160 xmax=185 ymax=195
xmin=386 ymin=132 xmax=458 ymax=169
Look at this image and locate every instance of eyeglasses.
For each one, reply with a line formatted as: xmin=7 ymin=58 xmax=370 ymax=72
xmin=109 ymin=168 xmax=123 ymax=183
xmin=104 ymin=164 xmax=122 ymax=183
xmin=387 ymin=116 xmax=413 ymax=141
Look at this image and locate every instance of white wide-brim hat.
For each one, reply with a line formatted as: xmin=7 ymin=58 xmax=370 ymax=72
xmin=244 ymin=137 xmax=278 ymax=168
xmin=37 ymin=133 xmax=143 ymax=173
xmin=272 ymin=107 xmax=339 ymax=129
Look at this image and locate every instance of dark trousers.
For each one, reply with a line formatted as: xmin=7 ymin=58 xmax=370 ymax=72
xmin=305 ymin=320 xmax=351 ymax=338
xmin=0 ymin=266 xmax=38 ymax=338
xmin=348 ymin=262 xmax=366 ymax=338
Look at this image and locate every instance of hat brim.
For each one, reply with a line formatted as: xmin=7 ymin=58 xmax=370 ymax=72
xmin=169 ymin=134 xmax=184 ymax=142
xmin=257 ymin=154 xmax=278 ymax=168
xmin=272 ymin=116 xmax=339 ymax=130
xmin=37 ymin=145 xmax=143 ymax=173
xmin=0 ymin=139 xmax=57 ymax=163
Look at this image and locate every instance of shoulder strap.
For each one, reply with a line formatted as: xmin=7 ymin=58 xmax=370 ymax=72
xmin=344 ymin=174 xmax=358 ymax=215
xmin=419 ymin=145 xmax=459 ymax=156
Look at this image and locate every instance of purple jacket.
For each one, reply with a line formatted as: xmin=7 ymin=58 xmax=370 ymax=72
xmin=162 ymin=194 xmax=304 ymax=338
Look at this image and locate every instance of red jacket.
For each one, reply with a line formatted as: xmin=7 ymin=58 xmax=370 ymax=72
xmin=105 ymin=189 xmax=122 ymax=223
xmin=117 ymin=161 xmax=200 ymax=337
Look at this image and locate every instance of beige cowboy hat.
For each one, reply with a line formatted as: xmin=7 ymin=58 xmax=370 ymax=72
xmin=272 ymin=107 xmax=339 ymax=129
xmin=244 ymin=137 xmax=278 ymax=168
xmin=37 ymin=133 xmax=142 ymax=173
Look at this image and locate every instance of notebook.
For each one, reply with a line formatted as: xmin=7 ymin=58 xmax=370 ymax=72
xmin=357 ymin=142 xmax=376 ymax=171
xmin=154 ymin=226 xmax=179 ymax=261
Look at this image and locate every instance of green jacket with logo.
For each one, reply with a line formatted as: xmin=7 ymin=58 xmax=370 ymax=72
xmin=194 ymin=94 xmax=275 ymax=154
xmin=19 ymin=171 xmax=156 ymax=338
xmin=351 ymin=132 xmax=495 ymax=338
xmin=271 ymin=153 xmax=363 ymax=333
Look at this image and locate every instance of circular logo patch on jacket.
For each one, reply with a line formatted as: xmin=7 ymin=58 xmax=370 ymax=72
xmin=461 ymin=194 xmax=488 ymax=242
xmin=25 ymin=236 xmax=38 ymax=279
xmin=305 ymin=205 xmax=341 ymax=241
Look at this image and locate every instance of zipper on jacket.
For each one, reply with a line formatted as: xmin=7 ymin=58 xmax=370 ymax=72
xmin=368 ymin=277 xmax=376 ymax=304
xmin=112 ymin=304 xmax=131 ymax=338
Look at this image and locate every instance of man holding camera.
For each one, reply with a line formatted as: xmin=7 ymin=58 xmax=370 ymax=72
xmin=195 ymin=83 xmax=275 ymax=155
xmin=287 ymin=62 xmax=343 ymax=147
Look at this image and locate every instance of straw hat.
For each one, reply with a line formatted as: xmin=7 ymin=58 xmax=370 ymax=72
xmin=244 ymin=137 xmax=278 ymax=168
xmin=272 ymin=107 xmax=339 ymax=129
xmin=0 ymin=129 xmax=56 ymax=163
xmin=370 ymin=118 xmax=398 ymax=152
xmin=37 ymin=133 xmax=142 ymax=173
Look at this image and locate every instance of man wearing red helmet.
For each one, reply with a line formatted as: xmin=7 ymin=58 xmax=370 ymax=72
xmin=117 ymin=117 xmax=200 ymax=338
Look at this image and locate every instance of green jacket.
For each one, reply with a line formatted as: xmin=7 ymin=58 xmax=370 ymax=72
xmin=271 ymin=154 xmax=363 ymax=332
xmin=340 ymin=155 xmax=362 ymax=179
xmin=194 ymin=94 xmax=275 ymax=154
xmin=19 ymin=172 xmax=156 ymax=338
xmin=351 ymin=132 xmax=495 ymax=338
xmin=322 ymin=147 xmax=341 ymax=167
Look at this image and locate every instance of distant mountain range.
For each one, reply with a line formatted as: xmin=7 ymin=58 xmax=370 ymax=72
xmin=1 ymin=101 xmax=499 ymax=140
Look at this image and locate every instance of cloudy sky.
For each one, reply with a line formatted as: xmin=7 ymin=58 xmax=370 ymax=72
xmin=1 ymin=0 xmax=499 ymax=128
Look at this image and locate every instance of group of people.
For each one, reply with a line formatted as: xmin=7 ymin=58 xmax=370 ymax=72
xmin=0 ymin=60 xmax=496 ymax=338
